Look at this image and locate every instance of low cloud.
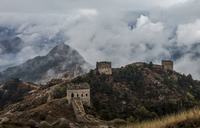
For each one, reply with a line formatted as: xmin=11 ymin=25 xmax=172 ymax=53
xmin=0 ymin=0 xmax=199 ymax=80
xmin=177 ymin=20 xmax=200 ymax=45
xmin=175 ymin=54 xmax=200 ymax=79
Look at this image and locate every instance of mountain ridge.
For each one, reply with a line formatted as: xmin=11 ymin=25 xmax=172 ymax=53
xmin=0 ymin=61 xmax=200 ymax=127
xmin=0 ymin=43 xmax=90 ymax=84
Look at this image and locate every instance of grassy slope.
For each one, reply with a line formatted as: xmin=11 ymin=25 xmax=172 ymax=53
xmin=123 ymin=107 xmax=200 ymax=128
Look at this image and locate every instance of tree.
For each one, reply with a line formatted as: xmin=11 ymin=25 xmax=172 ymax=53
xmin=148 ymin=62 xmax=153 ymax=69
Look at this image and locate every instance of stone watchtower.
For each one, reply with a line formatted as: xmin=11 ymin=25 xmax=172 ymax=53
xmin=162 ymin=60 xmax=173 ymax=71
xmin=66 ymin=83 xmax=90 ymax=106
xmin=96 ymin=61 xmax=112 ymax=75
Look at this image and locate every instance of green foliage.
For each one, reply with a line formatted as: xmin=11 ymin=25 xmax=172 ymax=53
xmin=113 ymin=65 xmax=145 ymax=87
xmin=126 ymin=116 xmax=137 ymax=123
xmin=148 ymin=62 xmax=153 ymax=69
xmin=163 ymin=75 xmax=177 ymax=87
xmin=0 ymin=80 xmax=32 ymax=107
xmin=134 ymin=106 xmax=157 ymax=120
xmin=52 ymin=85 xmax=67 ymax=99
xmin=72 ymin=76 xmax=87 ymax=83
xmin=155 ymin=76 xmax=161 ymax=81
xmin=71 ymin=64 xmax=200 ymax=122
xmin=178 ymin=74 xmax=194 ymax=88
xmin=186 ymin=92 xmax=195 ymax=101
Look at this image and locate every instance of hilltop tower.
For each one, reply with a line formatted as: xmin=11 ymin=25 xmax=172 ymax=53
xmin=96 ymin=61 xmax=112 ymax=75
xmin=66 ymin=83 xmax=90 ymax=106
xmin=162 ymin=60 xmax=173 ymax=71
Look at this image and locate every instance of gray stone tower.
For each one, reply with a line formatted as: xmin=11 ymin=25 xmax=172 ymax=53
xmin=162 ymin=60 xmax=173 ymax=71
xmin=96 ymin=61 xmax=112 ymax=75
xmin=66 ymin=83 xmax=90 ymax=106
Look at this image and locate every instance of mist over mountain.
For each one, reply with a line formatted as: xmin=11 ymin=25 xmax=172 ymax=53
xmin=0 ymin=1 xmax=200 ymax=127
xmin=0 ymin=25 xmax=67 ymax=72
xmin=0 ymin=43 xmax=90 ymax=83
xmin=0 ymin=0 xmax=200 ymax=80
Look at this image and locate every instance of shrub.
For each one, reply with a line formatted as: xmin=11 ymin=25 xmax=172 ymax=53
xmin=52 ymin=85 xmax=67 ymax=99
xmin=126 ymin=116 xmax=137 ymax=123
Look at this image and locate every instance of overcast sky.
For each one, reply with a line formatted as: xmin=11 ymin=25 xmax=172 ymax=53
xmin=0 ymin=0 xmax=191 ymax=12
xmin=0 ymin=0 xmax=200 ymax=79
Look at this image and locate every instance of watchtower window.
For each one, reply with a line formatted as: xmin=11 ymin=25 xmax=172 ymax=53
xmin=81 ymin=94 xmax=84 ymax=97
xmin=77 ymin=94 xmax=79 ymax=97
xmin=86 ymin=94 xmax=88 ymax=97
xmin=71 ymin=93 xmax=74 ymax=98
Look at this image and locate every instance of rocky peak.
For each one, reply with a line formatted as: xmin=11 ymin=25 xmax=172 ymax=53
xmin=48 ymin=43 xmax=71 ymax=57
xmin=0 ymin=43 xmax=90 ymax=83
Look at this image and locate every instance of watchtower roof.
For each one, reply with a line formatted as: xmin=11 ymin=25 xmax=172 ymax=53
xmin=97 ymin=61 xmax=111 ymax=64
xmin=67 ymin=83 xmax=90 ymax=90
xmin=162 ymin=60 xmax=173 ymax=63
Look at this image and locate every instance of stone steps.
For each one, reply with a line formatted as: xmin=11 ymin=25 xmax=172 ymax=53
xmin=72 ymin=98 xmax=87 ymax=122
xmin=72 ymin=98 xmax=100 ymax=123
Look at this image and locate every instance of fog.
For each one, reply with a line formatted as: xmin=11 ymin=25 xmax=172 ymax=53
xmin=0 ymin=0 xmax=200 ymax=79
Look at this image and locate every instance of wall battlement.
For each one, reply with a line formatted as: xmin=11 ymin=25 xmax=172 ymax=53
xmin=66 ymin=83 xmax=90 ymax=106
xmin=96 ymin=61 xmax=112 ymax=75
xmin=162 ymin=60 xmax=173 ymax=71
xmin=129 ymin=60 xmax=174 ymax=71
xmin=67 ymin=83 xmax=100 ymax=123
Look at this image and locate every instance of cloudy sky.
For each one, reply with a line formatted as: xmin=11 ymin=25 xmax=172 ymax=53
xmin=0 ymin=0 xmax=191 ymax=12
xmin=0 ymin=0 xmax=200 ymax=79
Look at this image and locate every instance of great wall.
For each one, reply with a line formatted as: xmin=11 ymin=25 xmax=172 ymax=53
xmin=71 ymin=98 xmax=100 ymax=123
xmin=67 ymin=60 xmax=174 ymax=123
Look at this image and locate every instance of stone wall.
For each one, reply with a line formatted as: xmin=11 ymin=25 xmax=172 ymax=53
xmin=71 ymin=98 xmax=100 ymax=123
xmin=67 ymin=89 xmax=90 ymax=106
xmin=162 ymin=60 xmax=173 ymax=71
xmin=96 ymin=62 xmax=112 ymax=75
xmin=71 ymin=98 xmax=87 ymax=122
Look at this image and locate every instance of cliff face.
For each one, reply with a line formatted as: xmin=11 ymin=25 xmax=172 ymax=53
xmin=0 ymin=43 xmax=90 ymax=84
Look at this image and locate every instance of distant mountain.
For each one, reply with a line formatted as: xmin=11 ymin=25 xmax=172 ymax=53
xmin=0 ymin=26 xmax=67 ymax=72
xmin=0 ymin=37 xmax=24 ymax=55
xmin=0 ymin=43 xmax=90 ymax=83
xmin=0 ymin=26 xmax=24 ymax=55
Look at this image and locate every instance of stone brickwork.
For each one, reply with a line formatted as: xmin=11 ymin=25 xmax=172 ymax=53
xmin=71 ymin=98 xmax=87 ymax=122
xmin=66 ymin=83 xmax=101 ymax=123
xmin=71 ymin=98 xmax=100 ymax=123
xmin=66 ymin=83 xmax=90 ymax=106
xmin=162 ymin=60 xmax=173 ymax=71
xmin=96 ymin=61 xmax=112 ymax=75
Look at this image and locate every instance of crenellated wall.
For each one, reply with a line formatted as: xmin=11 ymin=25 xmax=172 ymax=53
xmin=162 ymin=60 xmax=173 ymax=71
xmin=67 ymin=89 xmax=90 ymax=106
xmin=96 ymin=61 xmax=112 ymax=75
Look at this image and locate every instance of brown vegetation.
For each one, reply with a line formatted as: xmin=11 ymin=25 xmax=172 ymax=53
xmin=123 ymin=107 xmax=200 ymax=128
